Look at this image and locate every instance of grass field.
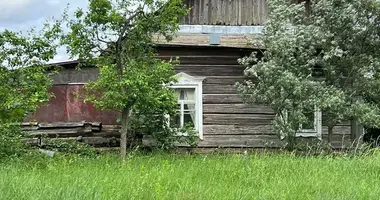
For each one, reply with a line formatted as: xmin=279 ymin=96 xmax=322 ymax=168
xmin=1 ymin=152 xmax=380 ymax=200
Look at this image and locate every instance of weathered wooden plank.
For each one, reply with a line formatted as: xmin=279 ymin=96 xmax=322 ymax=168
xmin=24 ymin=128 xmax=93 ymax=138
xmin=184 ymin=0 xmax=191 ymax=24
xmin=204 ymin=124 xmax=275 ymax=135
xmin=156 ymin=42 xmax=256 ymax=55
xmin=262 ymin=0 xmax=268 ymax=24
xmin=38 ymin=122 xmax=85 ymax=128
xmin=204 ymin=114 xmax=274 ymax=125
xmin=21 ymin=122 xmax=39 ymax=131
xmin=181 ymin=0 xmax=269 ymax=26
xmin=322 ymin=134 xmax=353 ymax=149
xmin=198 ymin=134 xmax=283 ymax=148
xmin=322 ymin=126 xmax=351 ymax=135
xmin=224 ymin=0 xmax=229 ymax=25
xmin=203 ymin=76 xmax=247 ymax=85
xmin=49 ymin=69 xmax=69 ymax=85
xmin=203 ymin=84 xmax=238 ymax=94
xmin=247 ymin=0 xmax=253 ymax=25
xmin=203 ymin=104 xmax=274 ymax=114
xmin=252 ymin=0 xmax=260 ymax=25
xmin=203 ymin=0 xmax=209 ymax=24
xmin=209 ymin=0 xmax=215 ymax=24
xmin=176 ymin=65 xmax=245 ymax=76
xmin=204 ymin=124 xmax=351 ymax=135
xmin=243 ymin=0 xmax=248 ymax=25
xmin=217 ymin=0 xmax=223 ymax=24
xmin=203 ymin=94 xmax=244 ymax=104
xmin=237 ymin=0 xmax=242 ymax=25
xmin=67 ymin=67 xmax=99 ymax=84
xmin=159 ymin=55 xmax=240 ymax=65
xmin=192 ymin=0 xmax=199 ymax=24
xmin=198 ymin=0 xmax=204 ymax=24
xmin=230 ymin=0 xmax=236 ymax=25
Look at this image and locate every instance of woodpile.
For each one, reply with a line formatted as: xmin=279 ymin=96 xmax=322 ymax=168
xmin=21 ymin=122 xmax=122 ymax=147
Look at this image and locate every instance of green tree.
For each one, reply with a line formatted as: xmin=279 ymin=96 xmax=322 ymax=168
xmin=61 ymin=0 xmax=188 ymax=160
xmin=238 ymin=0 xmax=380 ymax=148
xmin=0 ymin=25 xmax=60 ymax=158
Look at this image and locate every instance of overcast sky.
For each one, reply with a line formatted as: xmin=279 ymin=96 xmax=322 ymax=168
xmin=0 ymin=0 xmax=89 ymax=62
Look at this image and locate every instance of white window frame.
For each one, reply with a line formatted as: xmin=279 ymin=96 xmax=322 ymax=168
xmin=296 ymin=108 xmax=322 ymax=139
xmin=169 ymin=72 xmax=205 ymax=139
xmin=280 ymin=108 xmax=322 ymax=140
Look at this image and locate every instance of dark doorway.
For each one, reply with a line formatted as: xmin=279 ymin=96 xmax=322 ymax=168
xmin=363 ymin=127 xmax=380 ymax=147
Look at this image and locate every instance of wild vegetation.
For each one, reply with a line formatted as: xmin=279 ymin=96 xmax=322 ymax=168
xmin=0 ymin=24 xmax=60 ymax=159
xmin=2 ymin=152 xmax=380 ymax=200
xmin=238 ymin=0 xmax=380 ymax=149
xmin=61 ymin=0 xmax=191 ymax=160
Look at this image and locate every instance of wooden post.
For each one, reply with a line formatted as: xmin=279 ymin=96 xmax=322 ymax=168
xmin=351 ymin=120 xmax=364 ymax=147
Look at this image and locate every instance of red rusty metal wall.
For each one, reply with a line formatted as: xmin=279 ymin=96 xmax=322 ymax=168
xmin=26 ymin=85 xmax=119 ymax=124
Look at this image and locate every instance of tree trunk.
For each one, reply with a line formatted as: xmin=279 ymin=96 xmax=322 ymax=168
xmin=327 ymin=126 xmax=333 ymax=144
xmin=120 ymin=107 xmax=132 ymax=161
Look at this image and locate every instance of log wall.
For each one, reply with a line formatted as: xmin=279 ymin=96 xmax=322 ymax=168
xmin=25 ymin=45 xmax=353 ymax=149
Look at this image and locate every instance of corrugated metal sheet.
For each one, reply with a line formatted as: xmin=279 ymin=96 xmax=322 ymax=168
xmin=26 ymin=85 xmax=119 ymax=124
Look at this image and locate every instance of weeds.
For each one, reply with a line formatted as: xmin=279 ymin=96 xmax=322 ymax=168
xmin=1 ymin=152 xmax=380 ymax=200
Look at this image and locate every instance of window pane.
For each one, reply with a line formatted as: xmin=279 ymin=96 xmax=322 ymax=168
xmin=175 ymin=88 xmax=195 ymax=101
xmin=184 ymin=103 xmax=196 ymax=111
xmin=301 ymin=110 xmax=315 ymax=130
xmin=184 ymin=110 xmax=195 ymax=128
xmin=170 ymin=112 xmax=181 ymax=128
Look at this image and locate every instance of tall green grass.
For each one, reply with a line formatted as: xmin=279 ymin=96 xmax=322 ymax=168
xmin=1 ymin=153 xmax=380 ymax=200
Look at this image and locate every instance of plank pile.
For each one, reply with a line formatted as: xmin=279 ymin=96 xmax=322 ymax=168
xmin=21 ymin=122 xmax=120 ymax=147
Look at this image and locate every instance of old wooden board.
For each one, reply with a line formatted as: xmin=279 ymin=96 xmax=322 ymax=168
xmin=203 ymin=104 xmax=274 ymax=114
xmin=203 ymin=76 xmax=247 ymax=85
xmin=198 ymin=135 xmax=283 ymax=148
xmin=158 ymin=55 xmax=240 ymax=65
xmin=181 ymin=0 xmax=269 ymax=26
xmin=204 ymin=124 xmax=275 ymax=135
xmin=203 ymin=113 xmax=275 ymax=125
xmin=203 ymin=94 xmax=244 ymax=104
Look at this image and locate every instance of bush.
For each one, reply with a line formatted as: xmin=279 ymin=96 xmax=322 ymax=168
xmin=0 ymin=124 xmax=27 ymax=159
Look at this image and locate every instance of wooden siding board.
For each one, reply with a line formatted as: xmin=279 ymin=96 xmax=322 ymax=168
xmin=204 ymin=124 xmax=275 ymax=135
xmin=157 ymin=44 xmax=254 ymax=56
xmin=159 ymin=55 xmax=240 ymax=65
xmin=247 ymin=0 xmax=253 ymax=25
xmin=322 ymin=134 xmax=353 ymax=149
xmin=203 ymin=114 xmax=275 ymax=125
xmin=203 ymin=104 xmax=274 ymax=114
xmin=203 ymin=76 xmax=246 ymax=85
xmin=203 ymin=84 xmax=238 ymax=94
xmin=176 ymin=65 xmax=245 ymax=76
xmin=231 ymin=0 xmax=237 ymax=25
xmin=204 ymin=124 xmax=352 ymax=136
xmin=203 ymin=94 xmax=244 ymax=104
xmin=198 ymin=135 xmax=283 ymax=148
xmin=182 ymin=0 xmax=268 ymax=25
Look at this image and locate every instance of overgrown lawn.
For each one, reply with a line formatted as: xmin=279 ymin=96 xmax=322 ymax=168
xmin=1 ymin=153 xmax=380 ymax=199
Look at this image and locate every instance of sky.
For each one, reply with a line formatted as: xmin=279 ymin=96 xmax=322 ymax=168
xmin=0 ymin=0 xmax=89 ymax=62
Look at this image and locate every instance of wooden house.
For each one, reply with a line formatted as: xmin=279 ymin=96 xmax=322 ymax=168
xmin=24 ymin=0 xmax=360 ymax=149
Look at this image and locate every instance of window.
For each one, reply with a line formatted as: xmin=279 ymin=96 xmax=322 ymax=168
xmin=280 ymin=107 xmax=322 ymax=139
xmin=296 ymin=107 xmax=322 ymax=139
xmin=169 ymin=72 xmax=204 ymax=139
